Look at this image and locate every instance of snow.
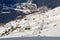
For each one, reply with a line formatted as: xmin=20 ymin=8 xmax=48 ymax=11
xmin=15 ymin=9 xmax=31 ymax=14
xmin=41 ymin=25 xmax=60 ymax=37
xmin=1 ymin=12 xmax=10 ymax=14
xmin=0 ymin=5 xmax=60 ymax=38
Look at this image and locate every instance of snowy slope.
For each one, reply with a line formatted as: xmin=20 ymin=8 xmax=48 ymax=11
xmin=0 ymin=6 xmax=60 ymax=38
xmin=40 ymin=6 xmax=60 ymax=37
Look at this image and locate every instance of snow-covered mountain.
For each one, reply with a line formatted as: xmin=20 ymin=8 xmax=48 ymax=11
xmin=0 ymin=6 xmax=60 ymax=38
xmin=0 ymin=0 xmax=60 ymax=38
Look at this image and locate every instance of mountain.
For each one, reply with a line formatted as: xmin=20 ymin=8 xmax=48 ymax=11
xmin=0 ymin=0 xmax=60 ymax=38
xmin=0 ymin=9 xmax=24 ymax=23
xmin=0 ymin=0 xmax=60 ymax=8
xmin=0 ymin=0 xmax=60 ymax=23
xmin=0 ymin=6 xmax=60 ymax=38
xmin=1 ymin=0 xmax=60 ymax=8
xmin=40 ymin=6 xmax=60 ymax=36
